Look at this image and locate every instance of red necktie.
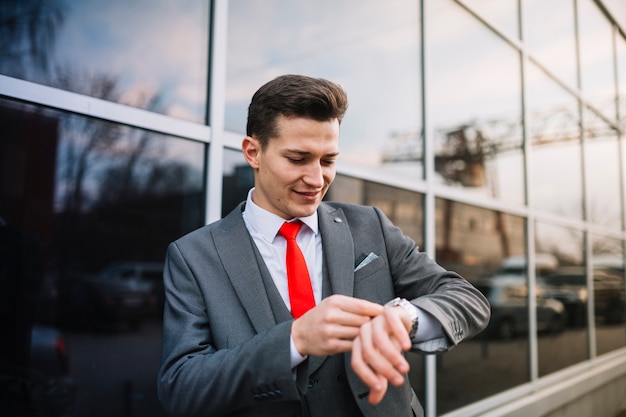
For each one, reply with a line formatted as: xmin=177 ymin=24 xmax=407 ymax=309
xmin=278 ymin=221 xmax=315 ymax=318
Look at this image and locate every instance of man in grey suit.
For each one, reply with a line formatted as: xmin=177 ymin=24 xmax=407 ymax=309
xmin=157 ymin=74 xmax=490 ymax=417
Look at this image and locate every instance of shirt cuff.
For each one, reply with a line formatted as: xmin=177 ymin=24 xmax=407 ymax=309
xmin=290 ymin=335 xmax=307 ymax=368
xmin=414 ymin=306 xmax=445 ymax=342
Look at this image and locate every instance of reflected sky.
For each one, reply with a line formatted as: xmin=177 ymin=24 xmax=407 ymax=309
xmin=3 ymin=0 xmax=623 ymax=220
xmin=427 ymin=0 xmax=524 ymax=204
xmin=524 ymin=0 xmax=577 ymax=90
xmin=0 ymin=0 xmax=209 ymax=123
xmin=578 ymin=0 xmax=617 ymax=119
xmin=226 ymin=0 xmax=422 ymax=170
xmin=225 ymin=0 xmax=624 ymax=216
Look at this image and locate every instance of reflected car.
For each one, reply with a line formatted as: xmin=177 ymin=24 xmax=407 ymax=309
xmin=474 ymin=276 xmax=566 ymax=339
xmin=60 ymin=262 xmax=160 ymax=330
xmin=98 ymin=261 xmax=165 ymax=317
xmin=0 ymin=325 xmax=76 ymax=417
xmin=541 ymin=267 xmax=625 ymax=325
xmin=29 ymin=324 xmax=76 ymax=416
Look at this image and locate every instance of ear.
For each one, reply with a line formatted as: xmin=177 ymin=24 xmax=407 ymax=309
xmin=241 ymin=136 xmax=261 ymax=169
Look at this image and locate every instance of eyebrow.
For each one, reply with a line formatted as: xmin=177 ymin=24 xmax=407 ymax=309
xmin=284 ymin=149 xmax=340 ymax=157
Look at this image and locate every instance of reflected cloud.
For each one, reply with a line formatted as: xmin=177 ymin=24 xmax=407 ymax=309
xmin=0 ymin=0 xmax=208 ymax=123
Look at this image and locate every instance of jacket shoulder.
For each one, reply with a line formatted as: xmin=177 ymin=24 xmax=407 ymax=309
xmin=173 ymin=202 xmax=244 ymax=246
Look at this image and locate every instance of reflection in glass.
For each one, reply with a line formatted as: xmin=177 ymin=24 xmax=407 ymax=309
xmin=524 ymin=0 xmax=577 ymax=89
xmin=0 ymin=0 xmax=209 ymax=122
xmin=620 ymin=36 xmax=626 ymax=129
xmin=427 ymin=0 xmax=524 ymax=204
xmin=584 ymin=109 xmax=621 ymax=228
xmin=527 ymin=63 xmax=583 ymax=219
xmin=434 ymin=198 xmax=527 ymax=413
xmin=619 ymin=37 xmax=626 ymax=229
xmin=463 ymin=0 xmax=519 ymax=40
xmin=578 ymin=0 xmax=617 ymax=121
xmin=592 ymin=236 xmax=626 ymax=355
xmin=222 ymin=148 xmax=253 ymax=217
xmin=0 ymin=97 xmax=205 ymax=416
xmin=535 ymin=222 xmax=588 ymax=377
xmin=328 ymin=177 xmax=424 ymax=247
xmin=226 ymin=0 xmax=422 ymax=177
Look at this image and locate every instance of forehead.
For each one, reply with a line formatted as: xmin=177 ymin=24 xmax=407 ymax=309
xmin=273 ymin=115 xmax=340 ymax=142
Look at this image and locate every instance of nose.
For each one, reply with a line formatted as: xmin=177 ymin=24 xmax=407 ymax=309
xmin=303 ymin=162 xmax=325 ymax=188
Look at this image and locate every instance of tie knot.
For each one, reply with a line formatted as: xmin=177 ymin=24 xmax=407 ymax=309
xmin=278 ymin=221 xmax=303 ymax=240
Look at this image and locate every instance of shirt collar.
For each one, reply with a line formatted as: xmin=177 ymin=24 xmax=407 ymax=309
xmin=244 ymin=188 xmax=319 ymax=242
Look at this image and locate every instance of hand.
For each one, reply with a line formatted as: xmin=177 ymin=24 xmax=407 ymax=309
xmin=350 ymin=306 xmax=413 ymax=405
xmin=291 ymin=295 xmax=384 ymax=357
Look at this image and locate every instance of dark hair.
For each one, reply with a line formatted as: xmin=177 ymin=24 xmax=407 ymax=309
xmin=246 ymin=74 xmax=349 ymax=148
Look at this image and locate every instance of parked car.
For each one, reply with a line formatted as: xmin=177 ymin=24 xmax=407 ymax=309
xmin=541 ymin=266 xmax=626 ymax=325
xmin=474 ymin=276 xmax=566 ymax=339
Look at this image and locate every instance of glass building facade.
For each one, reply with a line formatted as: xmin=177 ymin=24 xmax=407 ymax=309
xmin=1 ymin=0 xmax=625 ymax=416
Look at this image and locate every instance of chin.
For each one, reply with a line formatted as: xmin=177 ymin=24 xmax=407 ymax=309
xmin=290 ymin=204 xmax=319 ymax=218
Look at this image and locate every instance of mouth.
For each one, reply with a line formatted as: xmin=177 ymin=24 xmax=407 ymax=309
xmin=294 ymin=190 xmax=321 ymax=201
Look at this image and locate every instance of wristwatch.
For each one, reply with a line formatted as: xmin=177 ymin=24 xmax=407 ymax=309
xmin=385 ymin=297 xmax=419 ymax=339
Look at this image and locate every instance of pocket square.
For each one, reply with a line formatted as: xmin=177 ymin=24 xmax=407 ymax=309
xmin=354 ymin=252 xmax=379 ymax=272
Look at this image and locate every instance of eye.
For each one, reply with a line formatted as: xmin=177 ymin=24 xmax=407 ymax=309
xmin=321 ymin=159 xmax=336 ymax=166
xmin=287 ymin=157 xmax=304 ymax=163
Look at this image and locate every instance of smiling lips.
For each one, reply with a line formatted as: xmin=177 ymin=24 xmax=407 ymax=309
xmin=295 ymin=190 xmax=321 ymax=200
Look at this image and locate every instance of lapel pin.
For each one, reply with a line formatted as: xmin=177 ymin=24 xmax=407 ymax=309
xmin=334 ymin=217 xmax=343 ymax=223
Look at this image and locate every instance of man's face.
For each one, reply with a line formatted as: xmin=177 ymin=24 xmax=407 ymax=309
xmin=242 ymin=115 xmax=339 ymax=219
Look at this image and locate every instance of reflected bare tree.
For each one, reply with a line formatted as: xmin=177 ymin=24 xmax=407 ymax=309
xmin=0 ymin=0 xmax=66 ymax=80
xmin=56 ymin=73 xmax=124 ymax=214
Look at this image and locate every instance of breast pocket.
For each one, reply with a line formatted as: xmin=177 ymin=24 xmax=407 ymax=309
xmin=353 ymin=255 xmax=386 ymax=281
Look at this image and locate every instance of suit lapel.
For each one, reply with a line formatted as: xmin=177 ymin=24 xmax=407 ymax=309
xmin=318 ymin=204 xmax=355 ymax=298
xmin=309 ymin=204 xmax=356 ymax=374
xmin=212 ymin=204 xmax=277 ymax=334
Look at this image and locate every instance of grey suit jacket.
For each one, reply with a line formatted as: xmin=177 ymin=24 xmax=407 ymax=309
xmin=157 ymin=202 xmax=490 ymax=417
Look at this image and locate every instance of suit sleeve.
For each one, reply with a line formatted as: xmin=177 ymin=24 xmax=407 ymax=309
xmin=374 ymin=207 xmax=491 ymax=352
xmin=157 ymin=242 xmax=303 ymax=417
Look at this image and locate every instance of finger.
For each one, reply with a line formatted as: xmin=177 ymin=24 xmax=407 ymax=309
xmin=360 ymin=320 xmax=407 ymax=386
xmin=328 ymin=295 xmax=384 ymax=317
xmin=370 ymin=324 xmax=410 ymax=379
xmin=368 ymin=378 xmax=388 ymax=405
xmin=384 ymin=308 xmax=412 ymax=351
xmin=351 ymin=336 xmax=386 ymax=389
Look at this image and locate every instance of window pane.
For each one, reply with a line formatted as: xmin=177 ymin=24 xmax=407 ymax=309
xmin=327 ymin=177 xmax=424 ymax=248
xmin=527 ymin=63 xmax=583 ymax=219
xmin=463 ymin=0 xmax=520 ymax=40
xmin=592 ymin=236 xmax=626 ymax=355
xmin=524 ymin=0 xmax=577 ymax=89
xmin=619 ymin=35 xmax=626 ymax=130
xmin=226 ymin=0 xmax=423 ymax=178
xmin=584 ymin=109 xmax=621 ymax=227
xmin=0 ymin=0 xmax=209 ymax=123
xmin=578 ymin=0 xmax=617 ymax=121
xmin=435 ymin=198 xmax=527 ymax=413
xmin=0 ymin=98 xmax=205 ymax=416
xmin=535 ymin=222 xmax=588 ymax=377
xmin=222 ymin=148 xmax=253 ymax=217
xmin=427 ymin=0 xmax=525 ymax=205
xmin=601 ymin=0 xmax=626 ymax=31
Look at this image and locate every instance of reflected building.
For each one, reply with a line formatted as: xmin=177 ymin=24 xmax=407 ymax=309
xmin=1 ymin=0 xmax=625 ymax=416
